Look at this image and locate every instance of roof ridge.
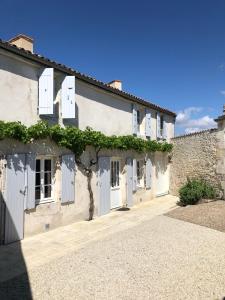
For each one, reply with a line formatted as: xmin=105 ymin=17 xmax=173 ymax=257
xmin=0 ymin=38 xmax=176 ymax=117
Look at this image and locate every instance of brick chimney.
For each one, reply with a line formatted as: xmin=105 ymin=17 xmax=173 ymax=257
xmin=8 ymin=34 xmax=34 ymax=53
xmin=108 ymin=80 xmax=122 ymax=91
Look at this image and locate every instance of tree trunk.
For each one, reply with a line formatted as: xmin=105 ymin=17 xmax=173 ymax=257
xmin=86 ymin=169 xmax=94 ymax=221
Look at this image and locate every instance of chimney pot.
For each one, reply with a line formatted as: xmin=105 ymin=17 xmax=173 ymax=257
xmin=8 ymin=34 xmax=34 ymax=53
xmin=108 ymin=80 xmax=122 ymax=91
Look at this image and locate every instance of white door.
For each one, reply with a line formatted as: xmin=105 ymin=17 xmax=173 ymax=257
xmin=156 ymin=154 xmax=169 ymax=196
xmin=110 ymin=159 xmax=121 ymax=209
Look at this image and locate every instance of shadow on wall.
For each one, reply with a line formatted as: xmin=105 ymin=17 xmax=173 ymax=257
xmin=0 ymin=192 xmax=32 ymax=299
xmin=155 ymin=153 xmax=168 ymax=178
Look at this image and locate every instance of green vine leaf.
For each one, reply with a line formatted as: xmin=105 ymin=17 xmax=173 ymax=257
xmin=0 ymin=121 xmax=173 ymax=157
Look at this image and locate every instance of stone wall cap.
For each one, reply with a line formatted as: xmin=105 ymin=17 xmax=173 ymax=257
xmin=172 ymin=128 xmax=217 ymax=140
xmin=214 ymin=115 xmax=225 ymax=122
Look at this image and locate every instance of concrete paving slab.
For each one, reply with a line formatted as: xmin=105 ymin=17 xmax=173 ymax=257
xmin=0 ymin=195 xmax=177 ymax=283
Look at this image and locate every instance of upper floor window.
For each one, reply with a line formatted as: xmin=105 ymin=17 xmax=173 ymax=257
xmin=137 ymin=110 xmax=141 ymax=133
xmin=160 ymin=115 xmax=164 ymax=137
xmin=35 ymin=158 xmax=54 ymax=204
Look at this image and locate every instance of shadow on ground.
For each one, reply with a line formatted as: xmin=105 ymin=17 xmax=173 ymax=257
xmin=0 ymin=190 xmax=32 ymax=300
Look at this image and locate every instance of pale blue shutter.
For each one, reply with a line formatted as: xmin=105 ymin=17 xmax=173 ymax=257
xmin=126 ymin=158 xmax=133 ymax=207
xmin=157 ymin=113 xmax=161 ymax=139
xmin=5 ymin=154 xmax=26 ymax=244
xmin=132 ymin=158 xmax=137 ymax=192
xmin=61 ymin=154 xmax=75 ymax=204
xmin=163 ymin=118 xmax=167 ymax=140
xmin=145 ymin=109 xmax=151 ymax=138
xmin=61 ymin=76 xmax=75 ymax=119
xmin=38 ymin=68 xmax=54 ymax=115
xmin=132 ymin=104 xmax=137 ymax=135
xmin=146 ymin=158 xmax=152 ymax=189
xmin=98 ymin=156 xmax=110 ymax=216
xmin=26 ymin=154 xmax=36 ymax=210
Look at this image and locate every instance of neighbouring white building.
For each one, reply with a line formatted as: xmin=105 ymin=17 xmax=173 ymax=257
xmin=0 ymin=34 xmax=176 ymax=244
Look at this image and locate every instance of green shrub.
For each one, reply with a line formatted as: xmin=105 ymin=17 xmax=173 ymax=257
xmin=178 ymin=178 xmax=216 ymax=206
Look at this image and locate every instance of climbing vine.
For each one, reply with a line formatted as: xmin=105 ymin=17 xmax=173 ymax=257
xmin=0 ymin=121 xmax=173 ymax=220
xmin=0 ymin=121 xmax=173 ymax=154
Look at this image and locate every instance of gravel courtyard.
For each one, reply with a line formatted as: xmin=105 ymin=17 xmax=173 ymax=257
xmin=166 ymin=200 xmax=225 ymax=233
xmin=1 ymin=198 xmax=225 ymax=300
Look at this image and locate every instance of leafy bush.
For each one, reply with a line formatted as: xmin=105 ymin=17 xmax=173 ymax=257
xmin=178 ymin=178 xmax=216 ymax=206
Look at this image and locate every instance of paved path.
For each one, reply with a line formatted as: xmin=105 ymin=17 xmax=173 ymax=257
xmin=0 ymin=195 xmax=177 ymax=283
xmin=1 ymin=196 xmax=225 ymax=299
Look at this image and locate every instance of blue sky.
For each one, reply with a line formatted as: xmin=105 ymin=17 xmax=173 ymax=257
xmin=1 ymin=0 xmax=225 ymax=134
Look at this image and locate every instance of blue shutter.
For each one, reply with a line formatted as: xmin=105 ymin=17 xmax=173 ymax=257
xmin=26 ymin=154 xmax=36 ymax=210
xmin=126 ymin=158 xmax=133 ymax=207
xmin=5 ymin=154 xmax=26 ymax=244
xmin=146 ymin=158 xmax=152 ymax=189
xmin=132 ymin=158 xmax=137 ymax=192
xmin=61 ymin=76 xmax=75 ymax=119
xmin=61 ymin=154 xmax=75 ymax=204
xmin=145 ymin=108 xmax=151 ymax=138
xmin=132 ymin=104 xmax=137 ymax=135
xmin=38 ymin=68 xmax=54 ymax=115
xmin=157 ymin=113 xmax=161 ymax=139
xmin=98 ymin=156 xmax=110 ymax=216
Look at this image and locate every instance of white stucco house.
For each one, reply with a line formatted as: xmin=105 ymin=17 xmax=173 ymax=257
xmin=0 ymin=34 xmax=176 ymax=244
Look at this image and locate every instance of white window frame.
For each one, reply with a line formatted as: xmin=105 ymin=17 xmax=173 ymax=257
xmin=137 ymin=109 xmax=141 ymax=134
xmin=136 ymin=159 xmax=145 ymax=188
xmin=35 ymin=156 xmax=54 ymax=204
xmin=110 ymin=158 xmax=120 ymax=190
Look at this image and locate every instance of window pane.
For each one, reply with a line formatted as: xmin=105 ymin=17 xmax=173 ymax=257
xmin=111 ymin=162 xmax=113 ymax=187
xmin=44 ymin=172 xmax=51 ymax=185
xmin=44 ymin=159 xmax=51 ymax=172
xmin=36 ymin=159 xmax=40 ymax=172
xmin=116 ymin=161 xmax=119 ymax=186
xmin=114 ymin=161 xmax=116 ymax=187
xmin=160 ymin=116 xmax=164 ymax=130
xmin=137 ymin=161 xmax=140 ymax=177
xmin=35 ymin=186 xmax=41 ymax=200
xmin=44 ymin=185 xmax=52 ymax=198
xmin=137 ymin=110 xmax=140 ymax=124
xmin=35 ymin=172 xmax=40 ymax=186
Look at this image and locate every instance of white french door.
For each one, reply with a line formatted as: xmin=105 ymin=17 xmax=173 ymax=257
xmin=156 ymin=154 xmax=169 ymax=196
xmin=110 ymin=159 xmax=121 ymax=209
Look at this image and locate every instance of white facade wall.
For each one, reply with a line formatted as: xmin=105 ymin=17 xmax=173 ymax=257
xmin=0 ymin=49 xmax=175 ymax=139
xmin=0 ymin=47 xmax=175 ymax=241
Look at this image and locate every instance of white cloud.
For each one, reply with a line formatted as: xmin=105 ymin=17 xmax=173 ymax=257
xmin=176 ymin=107 xmax=216 ymax=134
xmin=185 ymin=128 xmax=201 ymax=134
xmin=220 ymin=90 xmax=225 ymax=96
xmin=186 ymin=115 xmax=216 ymax=127
xmin=176 ymin=107 xmax=202 ymax=124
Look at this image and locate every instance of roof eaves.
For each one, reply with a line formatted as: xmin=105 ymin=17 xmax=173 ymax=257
xmin=0 ymin=39 xmax=176 ymax=117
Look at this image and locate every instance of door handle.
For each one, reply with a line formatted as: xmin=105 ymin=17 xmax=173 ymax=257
xmin=20 ymin=189 xmax=26 ymax=195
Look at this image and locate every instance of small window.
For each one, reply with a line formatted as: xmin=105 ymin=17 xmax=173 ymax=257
xmin=35 ymin=158 xmax=54 ymax=204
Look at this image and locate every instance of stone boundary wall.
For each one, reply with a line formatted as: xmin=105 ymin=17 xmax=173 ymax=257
xmin=170 ymin=128 xmax=221 ymax=196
